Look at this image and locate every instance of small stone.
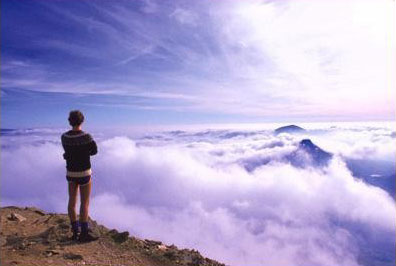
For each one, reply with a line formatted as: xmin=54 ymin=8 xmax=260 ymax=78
xmin=25 ymin=207 xmax=46 ymax=216
xmin=59 ymin=223 xmax=69 ymax=229
xmin=164 ymin=249 xmax=177 ymax=260
xmin=111 ymin=231 xmax=129 ymax=243
xmin=64 ymin=252 xmax=84 ymax=260
xmin=158 ymin=244 xmax=167 ymax=251
xmin=45 ymin=249 xmax=61 ymax=256
xmin=56 ymin=218 xmax=67 ymax=224
xmin=43 ymin=215 xmax=54 ymax=224
xmin=145 ymin=239 xmax=162 ymax=246
xmin=7 ymin=213 xmax=27 ymax=222
xmin=1 ymin=237 xmax=7 ymax=246
xmin=18 ymin=242 xmax=27 ymax=250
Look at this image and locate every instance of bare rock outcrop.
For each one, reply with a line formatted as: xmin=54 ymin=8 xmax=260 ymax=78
xmin=1 ymin=206 xmax=224 ymax=266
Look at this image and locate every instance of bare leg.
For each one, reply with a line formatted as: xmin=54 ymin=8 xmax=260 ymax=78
xmin=79 ymin=180 xmax=92 ymax=222
xmin=78 ymin=179 xmax=98 ymax=242
xmin=68 ymin=182 xmax=79 ymax=222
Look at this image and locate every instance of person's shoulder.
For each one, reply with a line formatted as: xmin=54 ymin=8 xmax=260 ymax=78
xmin=61 ymin=130 xmax=71 ymax=141
xmin=85 ymin=132 xmax=94 ymax=142
xmin=62 ymin=130 xmax=93 ymax=145
xmin=83 ymin=130 xmax=97 ymax=138
xmin=62 ymin=130 xmax=71 ymax=136
xmin=62 ymin=130 xmax=87 ymax=138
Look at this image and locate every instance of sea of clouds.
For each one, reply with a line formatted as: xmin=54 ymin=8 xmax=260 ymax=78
xmin=1 ymin=122 xmax=395 ymax=266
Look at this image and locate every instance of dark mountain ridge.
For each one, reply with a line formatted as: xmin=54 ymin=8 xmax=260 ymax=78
xmin=242 ymin=138 xmax=333 ymax=172
xmin=286 ymin=139 xmax=333 ymax=168
xmin=274 ymin=125 xmax=306 ymax=135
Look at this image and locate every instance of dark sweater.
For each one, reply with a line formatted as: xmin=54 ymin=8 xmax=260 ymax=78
xmin=61 ymin=130 xmax=97 ymax=172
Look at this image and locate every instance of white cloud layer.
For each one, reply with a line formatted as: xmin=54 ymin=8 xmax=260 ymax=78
xmin=1 ymin=123 xmax=395 ymax=265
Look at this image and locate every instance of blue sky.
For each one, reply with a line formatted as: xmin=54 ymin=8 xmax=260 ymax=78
xmin=1 ymin=0 xmax=395 ymax=128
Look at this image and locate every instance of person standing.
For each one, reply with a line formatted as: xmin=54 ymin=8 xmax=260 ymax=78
xmin=61 ymin=110 xmax=98 ymax=242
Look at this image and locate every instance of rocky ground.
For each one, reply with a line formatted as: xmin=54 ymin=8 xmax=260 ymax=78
xmin=0 ymin=206 xmax=225 ymax=266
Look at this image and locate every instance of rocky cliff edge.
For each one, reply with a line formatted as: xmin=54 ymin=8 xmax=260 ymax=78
xmin=0 ymin=206 xmax=225 ymax=266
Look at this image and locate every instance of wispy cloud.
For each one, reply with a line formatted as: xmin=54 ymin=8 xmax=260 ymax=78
xmin=2 ymin=0 xmax=395 ymax=124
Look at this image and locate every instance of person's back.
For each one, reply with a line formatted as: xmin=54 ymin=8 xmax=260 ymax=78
xmin=62 ymin=130 xmax=97 ymax=175
xmin=61 ymin=110 xmax=98 ymax=242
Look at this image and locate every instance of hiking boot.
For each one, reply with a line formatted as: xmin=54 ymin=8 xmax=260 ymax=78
xmin=78 ymin=231 xmax=99 ymax=243
xmin=71 ymin=232 xmax=79 ymax=241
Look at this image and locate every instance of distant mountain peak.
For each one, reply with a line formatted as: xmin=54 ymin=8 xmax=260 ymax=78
xmin=285 ymin=139 xmax=333 ymax=168
xmin=299 ymin=139 xmax=318 ymax=150
xmin=274 ymin=125 xmax=306 ymax=135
